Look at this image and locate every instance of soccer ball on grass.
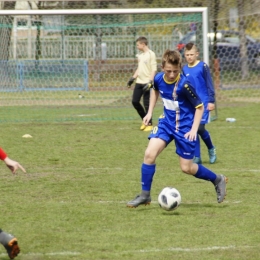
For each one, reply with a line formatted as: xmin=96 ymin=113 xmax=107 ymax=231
xmin=158 ymin=187 xmax=181 ymax=211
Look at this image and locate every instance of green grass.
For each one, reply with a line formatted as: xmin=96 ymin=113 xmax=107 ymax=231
xmin=0 ymin=88 xmax=259 ymax=123
xmin=0 ymin=102 xmax=259 ymax=259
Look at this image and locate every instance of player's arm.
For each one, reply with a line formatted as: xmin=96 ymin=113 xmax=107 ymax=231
xmin=143 ymin=88 xmax=159 ymax=126
xmin=191 ymin=104 xmax=204 ymax=134
xmin=0 ymin=147 xmax=26 ymax=174
xmin=183 ymin=83 xmax=204 ymax=141
xmin=203 ymin=63 xmax=215 ymax=110
xmin=185 ymin=103 xmax=204 ymax=141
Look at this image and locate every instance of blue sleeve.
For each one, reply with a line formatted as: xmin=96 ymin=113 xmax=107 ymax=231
xmin=182 ymin=81 xmax=203 ymax=108
xmin=203 ymin=63 xmax=215 ymax=103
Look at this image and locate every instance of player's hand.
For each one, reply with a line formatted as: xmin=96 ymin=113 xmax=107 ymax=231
xmin=4 ymin=157 xmax=26 ymax=174
xmin=143 ymin=80 xmax=153 ymax=92
xmin=143 ymin=113 xmax=152 ymax=126
xmin=127 ymin=77 xmax=135 ymax=88
xmin=207 ymin=103 xmax=215 ymax=111
xmin=184 ymin=130 xmax=197 ymax=142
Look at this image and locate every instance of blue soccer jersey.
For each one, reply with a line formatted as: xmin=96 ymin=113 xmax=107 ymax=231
xmin=153 ymin=72 xmax=202 ymax=132
xmin=182 ymin=61 xmax=215 ymax=124
xmin=149 ymin=72 xmax=203 ymax=159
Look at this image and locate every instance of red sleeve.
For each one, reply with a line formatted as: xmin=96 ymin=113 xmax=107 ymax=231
xmin=0 ymin=148 xmax=7 ymax=160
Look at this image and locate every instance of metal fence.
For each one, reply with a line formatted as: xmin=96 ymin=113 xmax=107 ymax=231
xmin=9 ymin=35 xmax=173 ymax=60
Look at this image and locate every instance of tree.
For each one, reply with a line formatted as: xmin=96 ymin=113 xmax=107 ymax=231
xmin=238 ymin=0 xmax=249 ymax=79
xmin=211 ymin=0 xmax=220 ymax=89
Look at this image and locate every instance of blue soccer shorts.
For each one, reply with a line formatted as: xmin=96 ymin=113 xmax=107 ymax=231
xmin=148 ymin=121 xmax=196 ymax=160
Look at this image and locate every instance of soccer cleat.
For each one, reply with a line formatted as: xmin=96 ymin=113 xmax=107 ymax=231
xmin=127 ymin=195 xmax=151 ymax=208
xmin=143 ymin=125 xmax=153 ymax=132
xmin=158 ymin=114 xmax=164 ymax=119
xmin=3 ymin=235 xmax=20 ymax=259
xmin=208 ymin=146 xmax=217 ymax=164
xmin=193 ymin=157 xmax=202 ymax=164
xmin=215 ymin=175 xmax=228 ymax=203
xmin=140 ymin=123 xmax=146 ymax=130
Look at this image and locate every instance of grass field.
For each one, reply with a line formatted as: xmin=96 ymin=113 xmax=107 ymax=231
xmin=0 ymin=102 xmax=259 ymax=260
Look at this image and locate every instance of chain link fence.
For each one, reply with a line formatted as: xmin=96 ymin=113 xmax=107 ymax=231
xmin=0 ymin=0 xmax=259 ymax=123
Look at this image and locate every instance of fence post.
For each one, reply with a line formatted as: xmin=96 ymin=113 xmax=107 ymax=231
xmin=84 ymin=60 xmax=88 ymax=91
xmin=18 ymin=61 xmax=24 ymax=92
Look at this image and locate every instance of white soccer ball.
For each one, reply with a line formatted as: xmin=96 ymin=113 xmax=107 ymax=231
xmin=158 ymin=187 xmax=181 ymax=211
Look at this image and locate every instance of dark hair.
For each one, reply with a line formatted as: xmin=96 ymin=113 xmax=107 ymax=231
xmin=136 ymin=36 xmax=148 ymax=45
xmin=185 ymin=42 xmax=198 ymax=52
xmin=162 ymin=49 xmax=182 ymax=68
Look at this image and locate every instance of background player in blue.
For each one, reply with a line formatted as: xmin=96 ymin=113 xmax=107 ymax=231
xmin=183 ymin=42 xmax=216 ymax=164
xmin=127 ymin=49 xmax=227 ymax=208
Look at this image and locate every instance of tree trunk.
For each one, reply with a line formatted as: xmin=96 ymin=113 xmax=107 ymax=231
xmin=238 ymin=0 xmax=249 ymax=79
xmin=94 ymin=1 xmax=102 ymax=82
xmin=212 ymin=0 xmax=220 ymax=89
xmin=35 ymin=2 xmax=43 ymax=70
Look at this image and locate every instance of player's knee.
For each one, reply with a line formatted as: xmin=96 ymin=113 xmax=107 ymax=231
xmin=180 ymin=164 xmax=193 ymax=175
xmin=144 ymin=149 xmax=156 ymax=164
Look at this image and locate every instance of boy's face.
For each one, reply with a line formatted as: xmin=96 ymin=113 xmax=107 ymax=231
xmin=162 ymin=62 xmax=181 ymax=82
xmin=184 ymin=47 xmax=199 ymax=65
xmin=136 ymin=41 xmax=146 ymax=51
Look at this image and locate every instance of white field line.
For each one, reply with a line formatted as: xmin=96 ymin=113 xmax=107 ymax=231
xmin=77 ymin=114 xmax=97 ymax=117
xmin=122 ymin=245 xmax=256 ymax=254
xmin=0 ymin=251 xmax=81 ymax=257
xmin=85 ymin=167 xmax=123 ymax=170
xmin=0 ymin=245 xmax=255 ymax=257
xmin=82 ymin=200 xmax=240 ymax=204
xmin=83 ymin=167 xmax=260 ymax=172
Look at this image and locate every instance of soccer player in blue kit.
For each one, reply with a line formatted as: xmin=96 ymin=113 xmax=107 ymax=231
xmin=127 ymin=49 xmax=227 ymax=208
xmin=182 ymin=43 xmax=216 ymax=164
